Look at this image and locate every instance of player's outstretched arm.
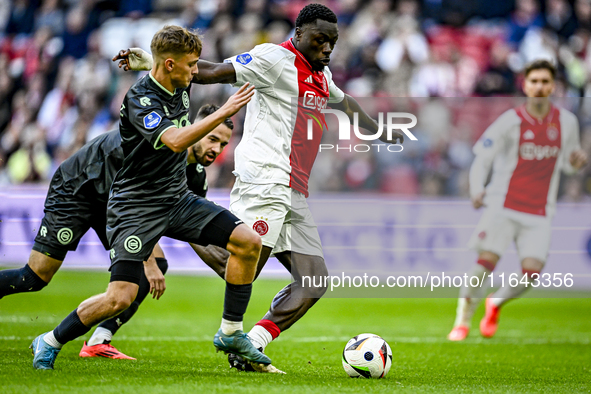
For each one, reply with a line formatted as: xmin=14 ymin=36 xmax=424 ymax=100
xmin=192 ymin=60 xmax=237 ymax=85
xmin=161 ymin=83 xmax=255 ymax=153
xmin=112 ymin=48 xmax=237 ymax=84
xmin=331 ymin=94 xmax=405 ymax=144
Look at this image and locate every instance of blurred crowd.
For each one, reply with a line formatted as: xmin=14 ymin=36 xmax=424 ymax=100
xmin=1 ymin=0 xmax=591 ymax=200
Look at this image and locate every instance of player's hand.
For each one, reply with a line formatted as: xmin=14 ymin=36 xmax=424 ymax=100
xmin=112 ymin=48 xmax=153 ymax=71
xmin=221 ymin=83 xmax=256 ymax=117
xmin=471 ymin=191 xmax=485 ymax=209
xmin=143 ymin=260 xmax=166 ymax=300
xmin=569 ymin=149 xmax=588 ymax=170
xmin=382 ymin=129 xmax=404 ymax=144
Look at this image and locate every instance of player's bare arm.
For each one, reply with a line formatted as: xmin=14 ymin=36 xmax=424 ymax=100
xmin=144 ymin=243 xmax=166 ymax=300
xmin=161 ymin=83 xmax=254 ymax=153
xmin=331 ymin=94 xmax=404 ymax=144
xmin=192 ymin=60 xmax=237 ymax=84
xmin=113 ymin=48 xmax=238 ymax=84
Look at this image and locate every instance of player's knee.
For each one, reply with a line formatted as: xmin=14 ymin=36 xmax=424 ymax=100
xmin=235 ymin=228 xmax=262 ymax=261
xmin=106 ymin=291 xmax=135 ymax=314
xmin=245 ymin=230 xmax=262 ymax=254
xmin=112 ymin=297 xmax=133 ymax=314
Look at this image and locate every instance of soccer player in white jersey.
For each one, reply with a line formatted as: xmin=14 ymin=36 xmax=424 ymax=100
xmin=448 ymin=60 xmax=588 ymax=341
xmin=114 ymin=4 xmax=404 ymax=371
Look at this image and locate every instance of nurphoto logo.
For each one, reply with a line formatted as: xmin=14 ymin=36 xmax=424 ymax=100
xmin=308 ymin=109 xmax=418 ymax=153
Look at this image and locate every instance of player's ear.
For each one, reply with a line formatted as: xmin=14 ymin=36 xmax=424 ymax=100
xmin=294 ymin=27 xmax=302 ymax=42
xmin=165 ymin=58 xmax=174 ymax=72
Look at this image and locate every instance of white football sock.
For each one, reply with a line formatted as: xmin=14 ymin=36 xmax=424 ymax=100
xmin=87 ymin=327 xmax=113 ymax=346
xmin=221 ymin=318 xmax=243 ymax=335
xmin=248 ymin=325 xmax=273 ymax=351
xmin=43 ymin=331 xmax=63 ymax=349
xmin=453 ymin=263 xmax=491 ymax=327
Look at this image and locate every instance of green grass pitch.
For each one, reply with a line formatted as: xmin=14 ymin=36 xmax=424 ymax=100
xmin=1 ymin=270 xmax=590 ymax=393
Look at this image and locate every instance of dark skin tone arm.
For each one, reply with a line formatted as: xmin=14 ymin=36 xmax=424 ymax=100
xmin=113 ymin=49 xmax=403 ymax=143
xmin=331 ymin=94 xmax=405 ymax=144
xmin=192 ymin=60 xmax=237 ymax=84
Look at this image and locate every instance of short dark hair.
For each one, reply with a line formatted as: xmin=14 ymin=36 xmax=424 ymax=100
xmin=295 ymin=3 xmax=337 ymax=28
xmin=195 ymin=104 xmax=234 ymax=130
xmin=524 ymin=59 xmax=556 ymax=79
xmin=151 ymin=25 xmax=202 ymax=59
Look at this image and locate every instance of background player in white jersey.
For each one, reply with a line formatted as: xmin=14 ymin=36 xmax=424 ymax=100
xmin=114 ymin=4 xmax=404 ymax=371
xmin=448 ymin=60 xmax=588 ymax=341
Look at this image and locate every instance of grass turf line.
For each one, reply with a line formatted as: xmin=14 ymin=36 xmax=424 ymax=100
xmin=0 ymin=270 xmax=589 ymax=393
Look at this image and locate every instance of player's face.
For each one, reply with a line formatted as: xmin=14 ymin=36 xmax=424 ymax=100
xmin=523 ymin=69 xmax=555 ymax=98
xmin=187 ymin=124 xmax=232 ymax=166
xmin=295 ymin=19 xmax=339 ymax=71
xmin=170 ymin=52 xmax=200 ymax=88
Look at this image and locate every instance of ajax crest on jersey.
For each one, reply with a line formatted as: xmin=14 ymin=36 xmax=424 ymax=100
xmin=342 ymin=333 xmax=392 ymax=379
xmin=547 ymin=126 xmax=559 ymax=141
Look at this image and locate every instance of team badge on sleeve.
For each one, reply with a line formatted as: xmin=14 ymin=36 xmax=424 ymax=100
xmin=144 ymin=112 xmax=162 ymax=129
xmin=236 ymin=53 xmax=253 ymax=65
xmin=483 ymin=138 xmax=493 ymax=148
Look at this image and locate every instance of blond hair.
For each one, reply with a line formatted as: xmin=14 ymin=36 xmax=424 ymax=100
xmin=150 ymin=25 xmax=202 ymax=60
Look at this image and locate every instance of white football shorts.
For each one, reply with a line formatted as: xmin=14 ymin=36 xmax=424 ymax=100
xmin=229 ymin=177 xmax=324 ymax=258
xmin=467 ymin=207 xmax=552 ymax=262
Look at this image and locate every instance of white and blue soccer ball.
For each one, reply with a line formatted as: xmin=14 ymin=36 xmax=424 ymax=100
xmin=342 ymin=333 xmax=392 ymax=379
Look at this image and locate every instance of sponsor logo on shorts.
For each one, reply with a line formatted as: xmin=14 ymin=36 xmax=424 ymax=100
xmin=124 ymin=236 xmax=142 ymax=254
xmin=253 ymin=217 xmax=269 ymax=236
xmin=182 ymin=91 xmax=190 ymax=108
xmin=478 ymin=231 xmax=486 ymax=239
xmin=143 ymin=111 xmax=162 ymax=129
xmin=57 ymin=228 xmax=73 ymax=245
xmin=236 ymin=53 xmax=252 ymax=65
xmin=40 ymin=226 xmax=47 ymax=237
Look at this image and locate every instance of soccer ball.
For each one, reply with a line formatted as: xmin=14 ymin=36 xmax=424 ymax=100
xmin=342 ymin=333 xmax=392 ymax=379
